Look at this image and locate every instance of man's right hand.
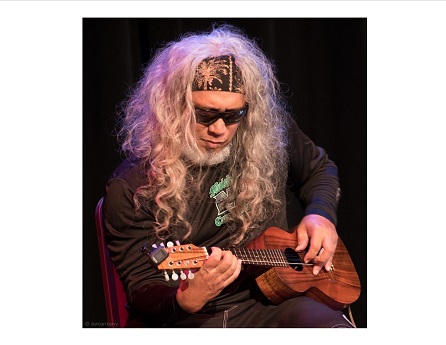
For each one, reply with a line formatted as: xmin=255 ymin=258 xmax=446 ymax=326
xmin=175 ymin=247 xmax=242 ymax=313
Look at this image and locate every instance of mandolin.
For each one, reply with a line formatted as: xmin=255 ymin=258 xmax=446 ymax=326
xmin=141 ymin=226 xmax=361 ymax=310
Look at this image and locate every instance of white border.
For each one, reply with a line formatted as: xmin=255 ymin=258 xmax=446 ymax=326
xmin=2 ymin=1 xmax=446 ymax=343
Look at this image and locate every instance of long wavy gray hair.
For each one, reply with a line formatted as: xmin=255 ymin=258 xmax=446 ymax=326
xmin=118 ymin=24 xmax=290 ymax=245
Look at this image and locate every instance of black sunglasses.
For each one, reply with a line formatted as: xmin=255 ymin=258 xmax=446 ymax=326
xmin=194 ymin=104 xmax=249 ymax=125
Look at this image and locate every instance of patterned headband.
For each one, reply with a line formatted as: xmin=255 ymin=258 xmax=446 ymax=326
xmin=192 ymin=55 xmax=245 ymax=94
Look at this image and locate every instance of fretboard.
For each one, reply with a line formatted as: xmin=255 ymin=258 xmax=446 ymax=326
xmin=228 ymin=248 xmax=289 ymax=267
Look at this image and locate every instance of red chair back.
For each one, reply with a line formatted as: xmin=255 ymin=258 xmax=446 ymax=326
xmin=95 ymin=197 xmax=128 ymax=327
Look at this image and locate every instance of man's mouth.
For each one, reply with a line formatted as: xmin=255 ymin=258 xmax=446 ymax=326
xmin=203 ymin=140 xmax=225 ymax=149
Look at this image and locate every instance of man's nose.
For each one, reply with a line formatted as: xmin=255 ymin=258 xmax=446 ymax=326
xmin=208 ymin=118 xmax=226 ymax=135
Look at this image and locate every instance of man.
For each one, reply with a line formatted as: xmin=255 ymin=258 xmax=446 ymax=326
xmin=103 ymin=24 xmax=353 ymax=327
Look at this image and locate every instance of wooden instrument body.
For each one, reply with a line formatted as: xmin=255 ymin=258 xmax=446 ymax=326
xmin=245 ymin=227 xmax=361 ymax=310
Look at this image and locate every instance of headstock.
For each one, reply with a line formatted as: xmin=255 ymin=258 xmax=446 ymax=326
xmin=140 ymin=241 xmax=209 ymax=281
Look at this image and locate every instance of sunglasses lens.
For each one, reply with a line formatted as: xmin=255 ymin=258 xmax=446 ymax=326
xmin=224 ymin=107 xmax=248 ymax=124
xmin=195 ymin=110 xmax=217 ymax=125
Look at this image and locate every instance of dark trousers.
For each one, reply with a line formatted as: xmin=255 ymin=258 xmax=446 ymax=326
xmin=172 ymin=296 xmax=355 ymax=328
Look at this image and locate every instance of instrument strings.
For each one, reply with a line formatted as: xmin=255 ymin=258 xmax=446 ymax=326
xmin=177 ymin=248 xmax=314 ymax=267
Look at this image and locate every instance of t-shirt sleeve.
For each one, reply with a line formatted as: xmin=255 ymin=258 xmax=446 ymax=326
xmin=286 ymin=117 xmax=340 ymax=225
xmin=103 ymin=176 xmax=190 ymax=326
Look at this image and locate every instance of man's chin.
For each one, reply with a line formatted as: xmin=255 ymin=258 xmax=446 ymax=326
xmin=182 ymin=144 xmax=231 ymax=166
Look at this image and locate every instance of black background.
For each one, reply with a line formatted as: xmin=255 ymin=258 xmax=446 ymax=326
xmin=83 ymin=18 xmax=367 ymax=328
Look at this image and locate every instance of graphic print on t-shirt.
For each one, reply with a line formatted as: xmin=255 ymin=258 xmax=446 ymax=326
xmin=209 ymin=175 xmax=231 ymax=226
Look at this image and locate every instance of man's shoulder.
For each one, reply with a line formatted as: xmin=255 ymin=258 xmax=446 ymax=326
xmin=108 ymin=157 xmax=146 ymax=189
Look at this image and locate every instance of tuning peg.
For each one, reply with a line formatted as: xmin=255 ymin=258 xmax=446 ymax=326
xmin=187 ymin=270 xmax=195 ymax=279
xmin=166 ymin=241 xmax=174 ymax=248
xmin=152 ymin=243 xmax=158 ymax=248
xmin=180 ymin=271 xmax=187 ymax=280
xmin=160 ymin=243 xmax=165 ymax=247
xmin=171 ymin=271 xmax=179 ymax=281
xmin=175 ymin=240 xmax=181 ymax=246
xmin=163 ymin=271 xmax=169 ymax=282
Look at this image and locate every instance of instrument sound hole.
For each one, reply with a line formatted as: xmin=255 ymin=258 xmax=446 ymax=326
xmin=284 ymin=248 xmax=303 ymax=271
